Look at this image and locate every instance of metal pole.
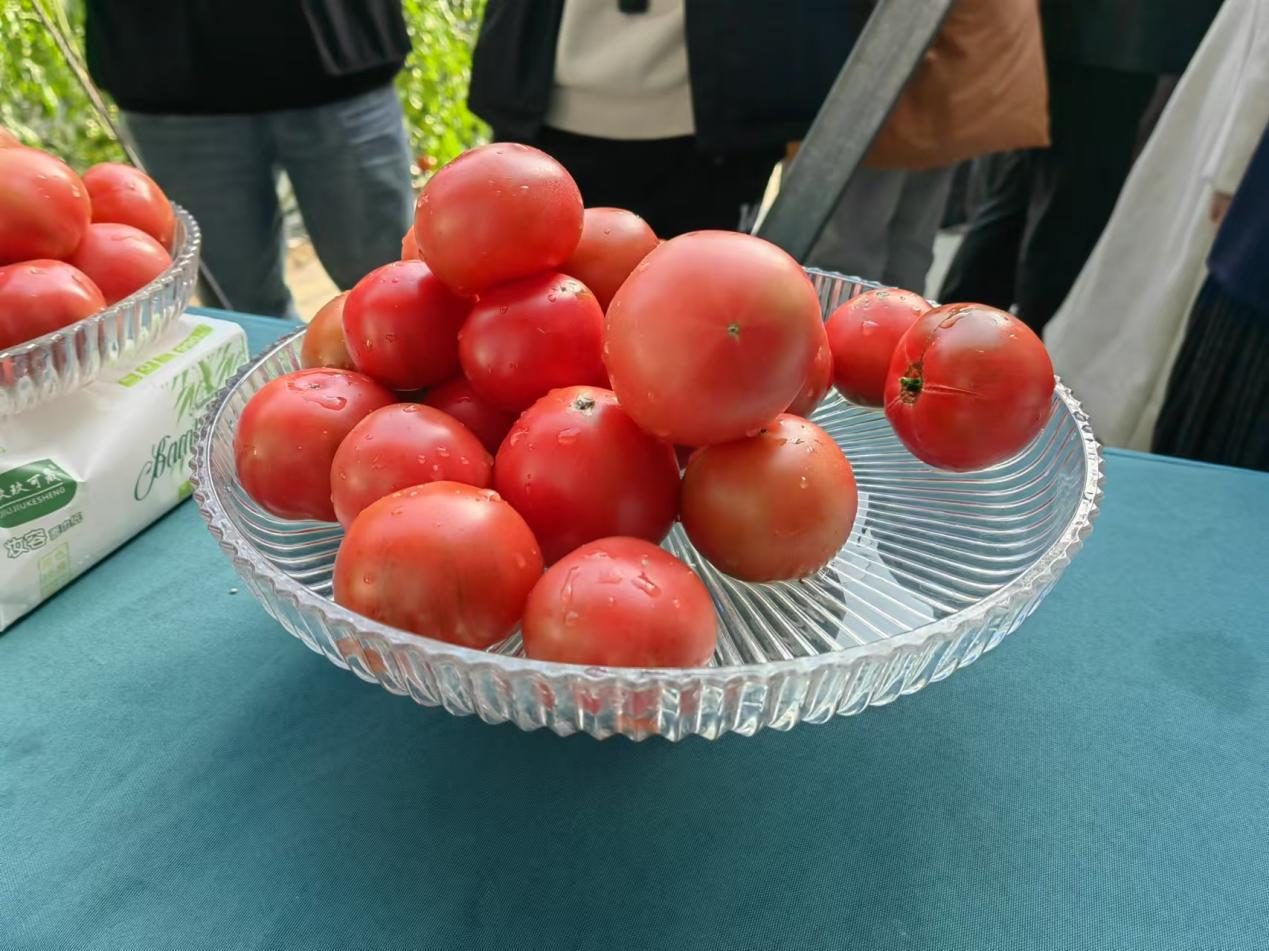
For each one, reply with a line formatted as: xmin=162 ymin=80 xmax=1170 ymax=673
xmin=756 ymin=0 xmax=956 ymax=262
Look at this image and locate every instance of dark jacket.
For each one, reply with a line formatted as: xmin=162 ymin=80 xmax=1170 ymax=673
xmin=85 ymin=0 xmax=410 ymax=115
xmin=1041 ymin=0 xmax=1224 ymax=74
xmin=467 ymin=0 xmax=860 ymax=153
xmin=1209 ymin=122 xmax=1269 ymax=314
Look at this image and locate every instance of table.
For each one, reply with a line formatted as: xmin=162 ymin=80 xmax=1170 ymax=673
xmin=3 ymin=311 xmax=1267 ymax=950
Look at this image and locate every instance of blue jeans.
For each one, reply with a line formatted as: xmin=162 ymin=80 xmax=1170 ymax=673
xmin=124 ymin=84 xmax=414 ymax=318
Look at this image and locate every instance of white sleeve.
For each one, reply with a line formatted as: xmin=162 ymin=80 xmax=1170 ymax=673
xmin=1203 ymin=0 xmax=1269 ymax=193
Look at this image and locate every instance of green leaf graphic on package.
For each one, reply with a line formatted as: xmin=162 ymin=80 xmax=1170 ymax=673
xmin=0 ymin=460 xmax=77 ymax=529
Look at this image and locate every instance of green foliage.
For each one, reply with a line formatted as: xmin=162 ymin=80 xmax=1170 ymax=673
xmin=0 ymin=0 xmax=487 ymax=174
xmin=397 ymin=0 xmax=490 ymax=174
xmin=0 ymin=0 xmax=124 ymax=168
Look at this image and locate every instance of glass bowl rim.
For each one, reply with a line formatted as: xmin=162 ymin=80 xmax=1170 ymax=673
xmin=0 ymin=202 xmax=200 ymax=362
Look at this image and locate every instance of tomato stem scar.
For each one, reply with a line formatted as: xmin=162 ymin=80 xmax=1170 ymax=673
xmin=726 ymin=322 xmax=741 ymax=338
xmin=899 ymin=372 xmax=923 ymax=402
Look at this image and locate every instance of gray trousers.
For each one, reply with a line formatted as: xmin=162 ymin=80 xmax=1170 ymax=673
xmin=125 ymin=84 xmax=415 ymax=318
xmin=806 ymin=164 xmax=956 ymax=292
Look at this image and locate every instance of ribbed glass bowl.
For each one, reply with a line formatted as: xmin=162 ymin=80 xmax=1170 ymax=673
xmin=0 ymin=204 xmax=200 ymax=416
xmin=192 ymin=270 xmax=1103 ymax=741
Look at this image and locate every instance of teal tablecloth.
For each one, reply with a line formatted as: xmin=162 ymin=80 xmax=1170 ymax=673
xmin=3 ymin=311 xmax=1268 ymax=950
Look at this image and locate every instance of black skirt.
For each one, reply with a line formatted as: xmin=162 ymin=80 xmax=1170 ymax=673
xmin=1152 ymin=277 xmax=1269 ymax=472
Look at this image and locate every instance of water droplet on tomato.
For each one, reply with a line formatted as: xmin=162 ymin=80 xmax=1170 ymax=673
xmin=402 ymin=404 xmax=418 ymax=413
xmin=799 ymin=476 xmax=809 ymax=488
xmin=556 ymin=427 xmax=580 ymax=446
xmin=563 ymin=611 xmax=580 ymax=627
xmin=436 ymin=446 xmax=450 ymax=458
xmin=630 ymin=573 xmax=661 ymax=597
xmin=509 ymin=430 xmax=527 ymax=447
xmin=860 ymin=319 xmax=878 ymax=336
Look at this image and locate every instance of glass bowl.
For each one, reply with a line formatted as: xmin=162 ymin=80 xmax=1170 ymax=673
xmin=192 ymin=270 xmax=1103 ymax=741
xmin=0 ymin=204 xmax=201 ymax=416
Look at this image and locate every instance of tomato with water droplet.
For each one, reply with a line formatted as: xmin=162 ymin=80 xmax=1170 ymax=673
xmin=522 ymin=537 xmax=716 ymax=667
xmin=0 ymin=259 xmax=104 ymax=350
xmin=0 ymin=146 xmax=91 ymax=264
xmin=884 ymin=303 xmax=1054 ymax=470
xmin=604 ymin=231 xmax=823 ymax=446
xmin=343 ymin=260 xmax=469 ymax=391
xmin=234 ymin=368 xmax=395 ymax=521
xmin=559 ymin=207 xmax=658 ymax=310
xmin=414 ymin=143 xmax=583 ymax=295
xmin=301 ymin=292 xmax=356 ymax=370
xmin=494 ymin=386 xmax=680 ymax=562
xmin=459 ymin=272 xmax=605 ymax=412
xmin=825 ymin=286 xmax=929 ymax=406
xmin=681 ymin=414 xmax=857 ymax=581
xmin=330 ymin=403 xmax=492 ymax=528
xmin=333 ymin=482 xmax=543 ymax=649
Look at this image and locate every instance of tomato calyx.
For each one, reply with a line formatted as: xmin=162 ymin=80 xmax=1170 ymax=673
xmin=570 ymin=393 xmax=597 ymax=414
xmin=898 ymin=365 xmax=924 ymax=403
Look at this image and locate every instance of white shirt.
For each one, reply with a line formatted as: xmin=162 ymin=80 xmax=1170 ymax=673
xmin=545 ymin=0 xmax=696 ymax=140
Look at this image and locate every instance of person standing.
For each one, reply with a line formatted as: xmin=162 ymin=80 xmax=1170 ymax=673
xmin=938 ymin=0 xmax=1224 ymax=333
xmin=467 ymin=0 xmax=858 ymax=237
xmin=805 ymin=0 xmax=1049 ymax=291
xmin=1152 ymin=121 xmax=1269 ymax=471
xmin=84 ymin=0 xmax=416 ymax=318
xmin=1044 ymin=0 xmax=1268 ymax=450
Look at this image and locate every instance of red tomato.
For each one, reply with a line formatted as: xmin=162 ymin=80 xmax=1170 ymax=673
xmin=300 ymin=292 xmax=355 ymax=370
xmin=333 ymin=482 xmax=543 ymax=649
xmin=522 ymin=537 xmax=716 ymax=667
xmin=421 ymin=377 xmax=517 ymax=455
xmin=414 ymin=143 xmax=583 ymax=295
xmin=342 ymin=260 xmax=469 ymax=391
xmin=65 ymin=222 xmax=172 ymax=305
xmin=0 ymin=128 xmax=20 ymax=149
xmin=82 ymin=162 xmax=176 ymax=247
xmin=494 ymin=386 xmax=681 ymax=563
xmin=459 ymin=272 xmax=605 ymax=413
xmin=604 ymin=231 xmax=823 ymax=446
xmin=330 ymin=403 xmax=492 ymax=528
xmin=0 ymin=260 xmax=105 ymax=350
xmin=884 ymin=303 xmax=1055 ymax=471
xmin=560 ymin=207 xmax=659 ymax=310
xmin=681 ymin=415 xmax=857 ymax=582
xmin=234 ymin=368 xmax=395 ymax=521
xmin=787 ymin=324 xmax=833 ymax=417
xmin=400 ymin=225 xmax=418 ymax=260
xmin=826 ymin=287 xmax=928 ymax=406
xmin=0 ymin=147 xmax=91 ymax=264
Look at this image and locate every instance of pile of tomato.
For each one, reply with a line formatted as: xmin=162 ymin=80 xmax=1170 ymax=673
xmin=0 ymin=131 xmax=177 ymax=350
xmin=235 ymin=143 xmax=1056 ymax=669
